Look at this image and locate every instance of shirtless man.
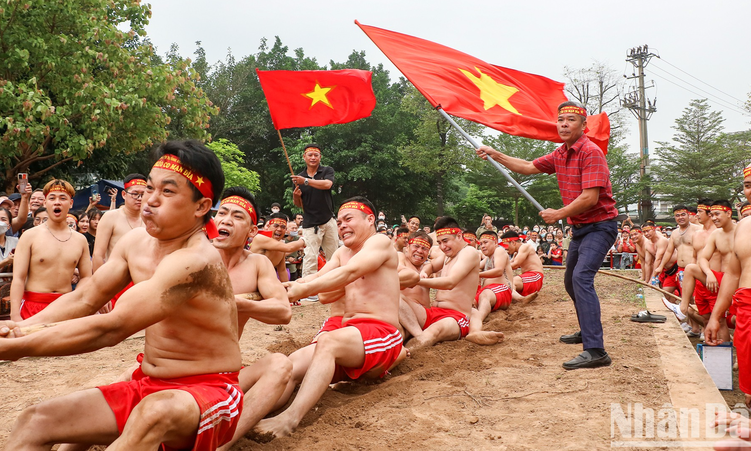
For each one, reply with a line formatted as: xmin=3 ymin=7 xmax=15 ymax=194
xmin=678 ymin=200 xmax=719 ymax=333
xmin=0 ymin=140 xmax=244 ymax=450
xmin=679 ymin=200 xmax=736 ymax=343
xmin=467 ymin=231 xmax=536 ymax=343
xmin=630 ymin=226 xmax=654 ymax=282
xmin=404 ymin=217 xmax=504 ymax=350
xmin=91 ymin=174 xmax=146 ymax=272
xmin=10 ymin=179 xmax=92 ymax=321
xmin=397 ymin=231 xmax=433 ymax=339
xmin=644 ymin=223 xmax=679 ymax=293
xmin=463 ymin=230 xmax=479 ymax=249
xmin=393 ymin=226 xmax=410 ymax=253
xmin=654 ymin=205 xmax=701 ymax=298
xmin=250 ymin=212 xmax=306 ymax=283
xmin=253 ymin=196 xmax=404 ymax=439
xmin=211 ymin=186 xmax=294 ymax=451
xmin=502 ymin=230 xmax=545 ymax=296
xmin=706 ymin=168 xmax=751 ymax=430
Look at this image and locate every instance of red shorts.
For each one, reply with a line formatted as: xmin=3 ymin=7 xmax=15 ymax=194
xmin=20 ymin=291 xmax=63 ymax=320
xmin=326 ymin=317 xmax=402 ymax=380
xmin=110 ymin=282 xmax=134 ymax=309
xmin=98 ymin=355 xmax=242 ymax=451
xmin=423 ymin=306 xmax=470 ymax=338
xmin=733 ymin=288 xmax=751 ymax=394
xmin=659 ymin=266 xmax=682 ymax=296
xmin=475 ymin=284 xmax=512 ymax=311
xmin=311 ymin=316 xmax=343 ymax=343
xmin=520 ymin=271 xmax=543 ymax=296
xmin=694 ymin=270 xmax=724 ymax=316
xmin=728 ymin=302 xmax=737 ymax=329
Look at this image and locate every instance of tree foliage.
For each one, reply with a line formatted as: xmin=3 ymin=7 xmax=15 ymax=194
xmin=653 ymin=99 xmax=750 ymax=203
xmin=206 ymin=139 xmax=260 ymax=193
xmin=0 ymin=0 xmax=217 ymax=191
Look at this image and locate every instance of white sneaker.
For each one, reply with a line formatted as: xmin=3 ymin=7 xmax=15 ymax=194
xmin=662 ymin=297 xmax=686 ymax=321
xmin=681 ymin=322 xmax=692 ymax=333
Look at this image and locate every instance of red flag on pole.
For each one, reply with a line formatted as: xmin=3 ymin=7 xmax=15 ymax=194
xmin=355 ymin=21 xmax=610 ymax=153
xmin=256 ymin=69 xmax=376 ymax=130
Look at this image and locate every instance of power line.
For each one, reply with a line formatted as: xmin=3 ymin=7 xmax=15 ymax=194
xmin=648 ymin=64 xmax=749 ymax=115
xmin=654 ymin=57 xmax=747 ymax=104
xmin=647 ymin=70 xmax=750 ymax=117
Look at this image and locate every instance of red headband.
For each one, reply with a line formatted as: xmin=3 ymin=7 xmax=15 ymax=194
xmin=46 ymin=185 xmax=71 ymax=197
xmin=744 ymin=166 xmax=751 ymax=178
xmin=409 ymin=237 xmax=431 ymax=249
xmin=642 ymin=225 xmax=654 ymax=231
xmin=436 ymin=227 xmax=462 ymax=237
xmin=674 ymin=209 xmax=688 ymax=215
xmin=711 ymin=205 xmax=732 ymax=213
xmin=304 ymin=147 xmax=321 ymax=155
xmin=697 ymin=204 xmax=710 ymax=212
xmin=339 ymin=201 xmax=373 ymax=216
xmin=397 ymin=232 xmax=409 ymax=239
xmin=503 ymin=236 xmax=520 ymax=242
xmin=559 ymin=105 xmax=587 ymax=117
xmin=463 ymin=232 xmax=477 ymax=239
xmin=124 ymin=178 xmax=146 ymax=190
xmin=742 ymin=205 xmax=751 ymax=216
xmin=153 ymin=154 xmax=214 ymax=200
xmin=220 ymin=196 xmax=257 ymax=224
xmin=267 ymin=218 xmax=287 ymax=227
xmin=67 ymin=214 xmax=77 ymax=224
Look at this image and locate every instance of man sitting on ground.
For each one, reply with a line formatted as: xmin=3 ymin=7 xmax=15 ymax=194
xmin=253 ymin=197 xmax=404 ymax=439
xmin=404 ymin=217 xmax=505 ymax=350
xmin=501 ymin=230 xmax=544 ymax=296
xmin=397 ymin=231 xmax=433 ymax=340
xmin=0 ymin=140 xmax=244 ymax=450
xmin=212 ymin=186 xmax=294 ymax=451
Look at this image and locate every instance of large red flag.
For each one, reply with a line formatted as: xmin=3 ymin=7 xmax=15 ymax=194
xmin=355 ymin=21 xmax=610 ymax=152
xmin=256 ymin=69 xmax=376 ymax=130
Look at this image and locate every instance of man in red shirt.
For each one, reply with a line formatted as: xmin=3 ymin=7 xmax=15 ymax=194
xmin=477 ymin=101 xmax=618 ymax=370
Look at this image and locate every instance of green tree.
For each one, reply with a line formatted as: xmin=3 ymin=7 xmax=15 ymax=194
xmin=399 ymin=86 xmax=482 ymax=216
xmin=206 ymin=139 xmax=260 ymax=193
xmin=467 ymin=133 xmax=560 ymax=226
xmin=653 ymin=99 xmax=749 ymax=203
xmin=0 ymin=0 xmax=217 ymax=191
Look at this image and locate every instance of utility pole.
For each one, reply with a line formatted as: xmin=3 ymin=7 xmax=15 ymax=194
xmin=622 ymin=45 xmax=657 ymax=223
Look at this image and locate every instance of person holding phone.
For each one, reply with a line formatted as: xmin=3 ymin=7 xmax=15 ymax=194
xmin=0 ymin=207 xmax=18 ymax=270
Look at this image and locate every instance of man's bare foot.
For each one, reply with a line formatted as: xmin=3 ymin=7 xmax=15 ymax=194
xmin=521 ymin=292 xmax=538 ymax=305
xmin=465 ymin=331 xmax=505 ymax=345
xmin=250 ymin=416 xmax=296 ymax=442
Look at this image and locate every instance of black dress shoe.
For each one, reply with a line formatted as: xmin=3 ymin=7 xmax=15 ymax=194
xmin=562 ymin=350 xmax=612 ymax=370
xmin=559 ymin=331 xmax=583 ymax=344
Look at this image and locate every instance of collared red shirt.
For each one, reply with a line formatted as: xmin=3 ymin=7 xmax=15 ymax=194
xmin=532 ymin=134 xmax=618 ymax=225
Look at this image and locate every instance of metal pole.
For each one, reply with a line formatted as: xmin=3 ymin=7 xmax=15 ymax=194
xmin=436 ymin=107 xmax=544 ymax=212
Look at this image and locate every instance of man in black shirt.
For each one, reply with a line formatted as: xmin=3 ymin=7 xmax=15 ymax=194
xmin=291 ymin=144 xmax=339 ymax=287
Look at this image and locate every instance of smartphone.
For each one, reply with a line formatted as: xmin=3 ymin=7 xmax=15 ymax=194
xmin=91 ymin=183 xmax=99 ymax=197
xmin=17 ymin=173 xmax=27 ymax=192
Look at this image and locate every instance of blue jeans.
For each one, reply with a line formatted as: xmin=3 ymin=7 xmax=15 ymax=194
xmin=564 ymin=220 xmax=618 ymax=350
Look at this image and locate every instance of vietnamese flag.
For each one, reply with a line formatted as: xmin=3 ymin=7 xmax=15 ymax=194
xmin=355 ymin=21 xmax=610 ymax=153
xmin=256 ymin=69 xmax=376 ymax=130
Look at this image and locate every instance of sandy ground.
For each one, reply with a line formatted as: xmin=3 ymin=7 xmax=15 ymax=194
xmin=0 ymin=270 xmax=697 ymax=449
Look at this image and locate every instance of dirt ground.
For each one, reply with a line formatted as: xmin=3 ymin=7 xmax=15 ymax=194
xmin=0 ymin=270 xmax=705 ymax=449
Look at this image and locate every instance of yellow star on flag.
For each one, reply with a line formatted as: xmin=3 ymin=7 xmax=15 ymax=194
xmin=303 ymin=83 xmax=335 ymax=109
xmin=459 ymin=67 xmax=521 ymax=115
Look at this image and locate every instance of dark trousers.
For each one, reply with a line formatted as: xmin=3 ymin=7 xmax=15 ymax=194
xmin=564 ymin=220 xmax=618 ymax=350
